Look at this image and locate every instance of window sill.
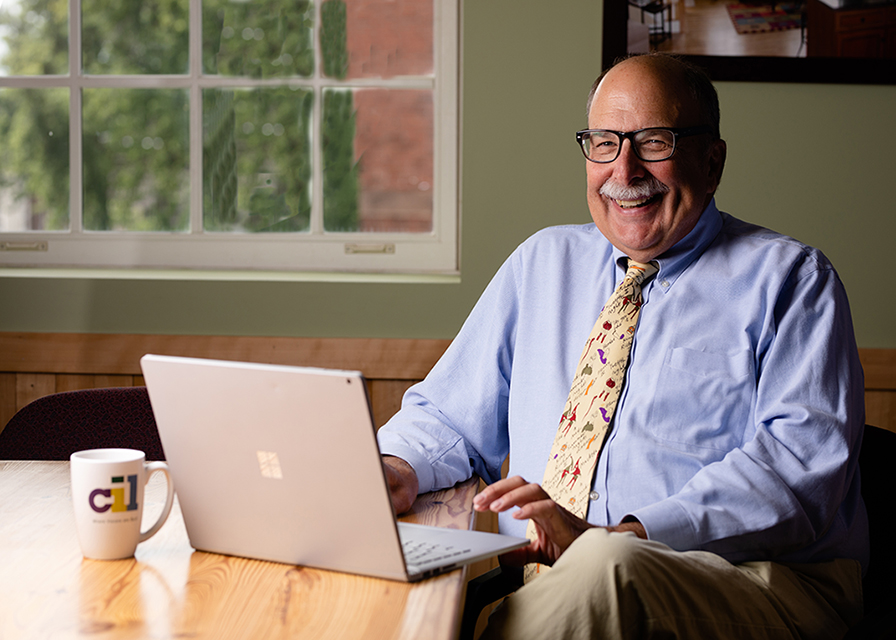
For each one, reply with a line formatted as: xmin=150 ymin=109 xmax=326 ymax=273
xmin=0 ymin=267 xmax=461 ymax=284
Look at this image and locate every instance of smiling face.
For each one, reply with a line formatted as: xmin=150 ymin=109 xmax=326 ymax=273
xmin=586 ymin=57 xmax=726 ymax=262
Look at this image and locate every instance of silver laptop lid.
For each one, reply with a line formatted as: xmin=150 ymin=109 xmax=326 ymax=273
xmin=140 ymin=354 xmax=410 ymax=581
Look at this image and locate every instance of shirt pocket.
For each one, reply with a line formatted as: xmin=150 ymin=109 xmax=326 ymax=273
xmin=646 ymin=347 xmax=755 ymax=453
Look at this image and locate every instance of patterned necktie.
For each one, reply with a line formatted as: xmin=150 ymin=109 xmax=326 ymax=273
xmin=524 ymin=259 xmax=658 ymax=580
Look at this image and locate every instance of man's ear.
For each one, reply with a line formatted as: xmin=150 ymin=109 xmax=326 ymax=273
xmin=707 ymin=138 xmax=727 ymax=194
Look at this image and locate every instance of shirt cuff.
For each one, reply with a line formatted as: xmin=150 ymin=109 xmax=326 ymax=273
xmin=377 ymin=437 xmax=437 ymax=495
xmin=626 ymin=498 xmax=698 ymax=551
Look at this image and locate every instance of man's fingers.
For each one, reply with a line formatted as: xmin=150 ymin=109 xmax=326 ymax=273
xmin=473 ymin=475 xmax=532 ymax=511
xmin=510 ymin=497 xmax=560 ymax=522
xmin=474 ymin=477 xmax=550 ymax=513
xmin=473 ymin=476 xmax=594 ymax=566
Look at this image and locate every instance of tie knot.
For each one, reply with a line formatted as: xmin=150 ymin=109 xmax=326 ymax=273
xmin=625 ymin=259 xmax=658 ymax=285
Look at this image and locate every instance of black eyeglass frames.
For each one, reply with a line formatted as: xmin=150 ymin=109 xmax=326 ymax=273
xmin=575 ymin=126 xmax=714 ymax=163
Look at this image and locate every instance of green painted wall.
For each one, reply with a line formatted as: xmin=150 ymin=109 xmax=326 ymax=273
xmin=716 ymin=80 xmax=895 ymax=348
xmin=1 ymin=1 xmax=894 ymax=348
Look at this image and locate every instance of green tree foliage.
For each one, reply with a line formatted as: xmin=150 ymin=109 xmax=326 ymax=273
xmin=322 ymin=88 xmax=359 ymax=232
xmin=82 ymin=0 xmax=188 ymax=75
xmin=0 ymin=0 xmax=69 ymax=229
xmin=321 ymin=0 xmax=359 ymax=232
xmin=82 ymin=88 xmax=190 ymax=231
xmin=0 ymin=88 xmax=69 ymax=230
xmin=0 ymin=0 xmax=68 ymax=75
xmin=320 ymin=0 xmax=348 ymax=80
xmin=203 ymin=0 xmax=313 ymax=78
xmin=1 ymin=0 xmax=359 ymax=234
xmin=200 ymin=0 xmax=315 ymax=233
xmin=203 ymin=86 xmax=313 ymax=232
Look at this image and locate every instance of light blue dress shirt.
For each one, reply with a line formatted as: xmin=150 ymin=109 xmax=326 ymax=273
xmin=377 ymin=200 xmax=868 ymax=570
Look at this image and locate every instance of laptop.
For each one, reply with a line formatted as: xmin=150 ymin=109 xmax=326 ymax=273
xmin=140 ymin=354 xmax=529 ymax=582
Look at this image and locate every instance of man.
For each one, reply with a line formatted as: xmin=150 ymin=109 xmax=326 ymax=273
xmin=377 ymin=53 xmax=867 ymax=638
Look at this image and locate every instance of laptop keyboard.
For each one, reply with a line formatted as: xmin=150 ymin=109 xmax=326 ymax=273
xmin=402 ymin=538 xmax=472 ymax=574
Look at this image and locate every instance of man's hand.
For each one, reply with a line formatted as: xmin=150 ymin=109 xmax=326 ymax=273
xmin=382 ymin=456 xmax=419 ymax=515
xmin=473 ymin=476 xmax=646 ymax=567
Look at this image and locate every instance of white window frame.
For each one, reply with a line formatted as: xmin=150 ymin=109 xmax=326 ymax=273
xmin=0 ymin=0 xmax=459 ymax=276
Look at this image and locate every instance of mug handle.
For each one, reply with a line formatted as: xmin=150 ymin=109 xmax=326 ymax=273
xmin=139 ymin=462 xmax=175 ymax=543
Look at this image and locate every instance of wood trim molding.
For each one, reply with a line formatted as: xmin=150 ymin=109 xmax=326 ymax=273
xmin=0 ymin=332 xmax=451 ymax=380
xmin=858 ymin=348 xmax=896 ymax=390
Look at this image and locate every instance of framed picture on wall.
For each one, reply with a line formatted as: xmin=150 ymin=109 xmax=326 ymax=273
xmin=603 ymin=0 xmax=896 ymax=85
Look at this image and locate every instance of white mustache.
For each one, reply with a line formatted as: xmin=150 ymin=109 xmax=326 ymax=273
xmin=599 ymin=178 xmax=669 ymax=201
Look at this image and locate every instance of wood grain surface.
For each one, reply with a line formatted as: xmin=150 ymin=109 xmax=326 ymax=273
xmin=0 ymin=461 xmax=478 ymax=640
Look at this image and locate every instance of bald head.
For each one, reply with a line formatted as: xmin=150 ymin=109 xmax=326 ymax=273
xmin=586 ymin=54 xmax=721 ymax=139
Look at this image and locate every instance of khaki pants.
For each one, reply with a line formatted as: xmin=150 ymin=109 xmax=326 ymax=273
xmin=481 ymin=528 xmax=863 ymax=640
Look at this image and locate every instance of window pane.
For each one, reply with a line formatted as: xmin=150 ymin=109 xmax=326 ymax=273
xmin=323 ymin=87 xmax=432 ymax=233
xmin=0 ymin=0 xmax=68 ymax=75
xmin=0 ymin=88 xmax=69 ymax=231
xmin=82 ymin=0 xmax=188 ymax=75
xmin=203 ymin=87 xmax=312 ymax=232
xmin=82 ymin=88 xmax=189 ymax=231
xmin=203 ymin=0 xmax=314 ymax=78
xmin=329 ymin=0 xmax=433 ymax=80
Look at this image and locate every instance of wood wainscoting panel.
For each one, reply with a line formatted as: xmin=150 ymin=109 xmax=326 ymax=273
xmin=860 ymin=348 xmax=896 ymax=434
xmin=865 ymin=391 xmax=896 ymax=434
xmin=0 ymin=373 xmax=15 ymax=433
xmin=0 ymin=332 xmax=450 ymax=436
xmin=367 ymin=379 xmax=417 ymax=429
xmin=15 ymin=373 xmax=56 ymax=414
xmin=55 ymin=375 xmax=136 ymax=394
xmin=858 ymin=348 xmax=896 ymax=394
xmin=0 ymin=332 xmax=451 ymax=380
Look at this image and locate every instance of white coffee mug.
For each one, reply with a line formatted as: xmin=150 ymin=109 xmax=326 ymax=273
xmin=70 ymin=448 xmax=175 ymax=560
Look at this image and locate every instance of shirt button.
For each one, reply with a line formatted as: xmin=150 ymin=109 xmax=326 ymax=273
xmin=589 ymin=491 xmax=600 ymax=501
xmin=660 ymin=279 xmax=671 ymax=288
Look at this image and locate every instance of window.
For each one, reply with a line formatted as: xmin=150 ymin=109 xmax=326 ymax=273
xmin=0 ymin=0 xmax=459 ymax=274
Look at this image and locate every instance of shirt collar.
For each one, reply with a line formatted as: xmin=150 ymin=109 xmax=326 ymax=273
xmin=611 ymin=198 xmax=723 ymax=293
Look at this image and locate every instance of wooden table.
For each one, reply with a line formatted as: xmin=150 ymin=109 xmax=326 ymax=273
xmin=0 ymin=461 xmax=479 ymax=640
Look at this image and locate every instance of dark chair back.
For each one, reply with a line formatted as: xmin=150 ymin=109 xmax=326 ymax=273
xmin=0 ymin=387 xmax=164 ymax=460
xmin=843 ymin=424 xmax=896 ymax=639
xmin=856 ymin=424 xmax=895 ymax=617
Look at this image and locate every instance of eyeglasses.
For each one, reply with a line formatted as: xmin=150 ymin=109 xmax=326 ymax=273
xmin=575 ymin=126 xmax=714 ymax=163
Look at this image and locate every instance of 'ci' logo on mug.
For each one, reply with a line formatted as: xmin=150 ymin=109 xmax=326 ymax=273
xmin=89 ymin=475 xmax=139 ymax=513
